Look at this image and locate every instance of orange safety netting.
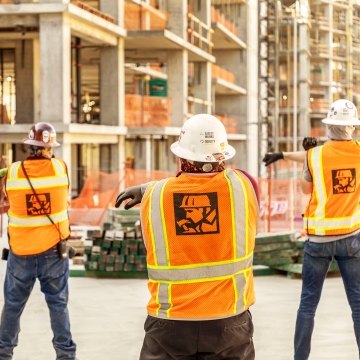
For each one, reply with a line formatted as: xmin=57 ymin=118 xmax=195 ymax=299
xmin=69 ymin=167 xmax=311 ymax=233
xmin=69 ymin=168 xmax=173 ymax=226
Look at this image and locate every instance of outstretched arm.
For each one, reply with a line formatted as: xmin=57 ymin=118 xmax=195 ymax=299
xmin=282 ymin=151 xmax=306 ymax=163
xmin=262 ymin=137 xmax=317 ymax=166
xmin=262 ymin=150 xmax=306 ymax=166
xmin=114 ymin=181 xmax=154 ymax=209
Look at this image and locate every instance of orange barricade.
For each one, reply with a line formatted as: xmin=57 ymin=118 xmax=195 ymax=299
xmin=69 ymin=167 xmax=311 ymax=233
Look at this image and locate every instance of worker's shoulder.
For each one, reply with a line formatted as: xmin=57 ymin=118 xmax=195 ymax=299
xmin=231 ymin=168 xmax=257 ymax=182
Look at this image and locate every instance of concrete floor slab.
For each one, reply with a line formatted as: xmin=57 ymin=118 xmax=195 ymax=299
xmin=0 ymin=262 xmax=357 ymax=360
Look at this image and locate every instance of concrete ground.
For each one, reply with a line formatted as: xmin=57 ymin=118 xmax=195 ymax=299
xmin=0 ymin=261 xmax=357 ymax=360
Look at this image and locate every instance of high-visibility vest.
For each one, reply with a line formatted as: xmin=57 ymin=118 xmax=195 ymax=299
xmin=141 ymin=169 xmax=259 ymax=320
xmin=303 ymin=141 xmax=360 ymax=236
xmin=5 ymin=159 xmax=70 ymax=255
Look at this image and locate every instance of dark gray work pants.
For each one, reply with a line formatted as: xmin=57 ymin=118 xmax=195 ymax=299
xmin=139 ymin=310 xmax=254 ymax=360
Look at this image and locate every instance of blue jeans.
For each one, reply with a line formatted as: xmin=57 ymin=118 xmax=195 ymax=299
xmin=0 ymin=246 xmax=76 ymax=360
xmin=294 ymin=234 xmax=360 ymax=360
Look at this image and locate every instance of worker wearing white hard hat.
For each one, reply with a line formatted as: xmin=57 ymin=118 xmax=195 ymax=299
xmin=115 ymin=113 xmax=259 ymax=360
xmin=262 ymin=99 xmax=360 ymax=359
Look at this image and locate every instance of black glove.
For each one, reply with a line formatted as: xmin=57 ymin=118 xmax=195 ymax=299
xmin=115 ymin=185 xmax=143 ymax=210
xmin=302 ymin=137 xmax=318 ymax=151
xmin=262 ymin=152 xmax=284 ymax=166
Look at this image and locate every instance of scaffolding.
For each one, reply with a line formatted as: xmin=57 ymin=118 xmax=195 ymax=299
xmin=259 ymin=0 xmax=357 ymax=178
xmin=258 ymin=0 xmax=280 ymax=175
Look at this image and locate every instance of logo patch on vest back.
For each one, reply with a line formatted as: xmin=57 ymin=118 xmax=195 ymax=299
xmin=332 ymin=168 xmax=356 ymax=194
xmin=26 ymin=193 xmax=51 ymax=215
xmin=173 ymin=192 xmax=220 ymax=235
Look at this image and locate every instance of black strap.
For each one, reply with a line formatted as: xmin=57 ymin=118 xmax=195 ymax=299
xmin=21 ymin=161 xmax=64 ymax=241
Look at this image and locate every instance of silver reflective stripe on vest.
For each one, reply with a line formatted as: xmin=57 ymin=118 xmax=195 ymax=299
xmin=303 ymin=147 xmax=326 ymax=235
xmin=52 ymin=159 xmax=66 ymax=176
xmin=6 ymin=175 xmax=69 ymax=190
xmin=311 ymin=147 xmax=326 ymax=219
xmin=306 ymin=212 xmax=360 ymax=230
xmin=150 ymin=178 xmax=170 ymax=266
xmin=234 ymin=272 xmax=247 ymax=312
xmin=157 ymin=283 xmax=171 ymax=318
xmin=9 ymin=162 xmax=20 ymax=180
xmin=148 ymin=256 xmax=253 ymax=282
xmin=6 ymin=159 xmax=68 ymax=190
xmin=8 ymin=209 xmax=68 ymax=227
xmin=225 ymin=169 xmax=247 ymax=258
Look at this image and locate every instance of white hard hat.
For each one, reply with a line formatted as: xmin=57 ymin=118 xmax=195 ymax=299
xmin=322 ymin=99 xmax=360 ymax=126
xmin=170 ymin=114 xmax=236 ymax=162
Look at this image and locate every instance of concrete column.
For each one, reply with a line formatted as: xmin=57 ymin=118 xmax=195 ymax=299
xmin=167 ymin=50 xmax=188 ymax=126
xmin=145 ymin=136 xmax=151 ymax=172
xmin=39 ymin=13 xmax=71 ymax=124
xmin=100 ymin=37 xmax=125 ymax=126
xmin=327 ymin=4 xmax=333 ymax=102
xmin=246 ymin=0 xmax=258 ymax=176
xmin=117 ymin=137 xmax=125 ymax=192
xmin=298 ymin=8 xmax=310 ymax=138
xmin=15 ymin=39 xmax=40 ymax=124
xmin=167 ymin=0 xmax=187 ymax=39
xmin=100 ymin=0 xmax=124 ymax=27
xmin=193 ymin=62 xmax=212 ymax=114
xmin=53 ymin=136 xmax=72 ymax=196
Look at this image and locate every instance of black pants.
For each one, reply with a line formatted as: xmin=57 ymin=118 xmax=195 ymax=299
xmin=139 ymin=311 xmax=254 ymax=360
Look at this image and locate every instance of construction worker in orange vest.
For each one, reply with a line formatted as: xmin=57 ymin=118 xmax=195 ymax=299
xmin=263 ymin=99 xmax=360 ymax=359
xmin=115 ymin=114 xmax=259 ymax=360
xmin=0 ymin=122 xmax=77 ymax=360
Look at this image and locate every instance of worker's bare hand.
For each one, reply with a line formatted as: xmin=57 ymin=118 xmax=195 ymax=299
xmin=115 ymin=185 xmax=143 ymax=209
xmin=302 ymin=137 xmax=318 ymax=151
xmin=262 ymin=152 xmax=284 ymax=166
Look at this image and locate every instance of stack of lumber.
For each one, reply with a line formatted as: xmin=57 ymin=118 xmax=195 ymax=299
xmin=255 ymin=232 xmax=339 ymax=276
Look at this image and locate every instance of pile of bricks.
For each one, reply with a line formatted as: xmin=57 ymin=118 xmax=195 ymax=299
xmin=85 ymin=228 xmax=146 ymax=273
xmin=84 ymin=208 xmax=147 ymax=275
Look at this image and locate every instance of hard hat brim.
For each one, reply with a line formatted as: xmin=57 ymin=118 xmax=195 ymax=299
xmin=170 ymin=141 xmax=236 ymax=162
xmin=322 ymin=118 xmax=360 ymax=126
xmin=23 ymin=139 xmax=61 ymax=147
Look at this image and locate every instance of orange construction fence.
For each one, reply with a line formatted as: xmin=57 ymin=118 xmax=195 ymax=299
xmin=69 ymin=168 xmax=173 ymax=227
xmin=69 ymin=168 xmax=310 ymax=233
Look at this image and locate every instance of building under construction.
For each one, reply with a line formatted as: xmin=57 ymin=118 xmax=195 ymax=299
xmin=0 ymin=0 xmax=258 ymax=197
xmin=2 ymin=0 xmax=360 ymax=191
xmin=259 ymin=0 xmax=360 ymax=177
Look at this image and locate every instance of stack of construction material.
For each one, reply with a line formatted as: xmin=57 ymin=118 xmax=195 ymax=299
xmin=254 ymin=232 xmax=300 ymax=267
xmin=67 ymin=228 xmax=86 ymax=266
xmin=84 ymin=209 xmax=147 ymax=277
xmin=254 ymin=232 xmax=339 ymax=276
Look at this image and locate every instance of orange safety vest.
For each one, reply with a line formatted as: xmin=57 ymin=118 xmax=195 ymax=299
xmin=304 ymin=141 xmax=360 ymax=236
xmin=141 ymin=169 xmax=259 ymax=320
xmin=5 ymin=159 xmax=70 ymax=255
